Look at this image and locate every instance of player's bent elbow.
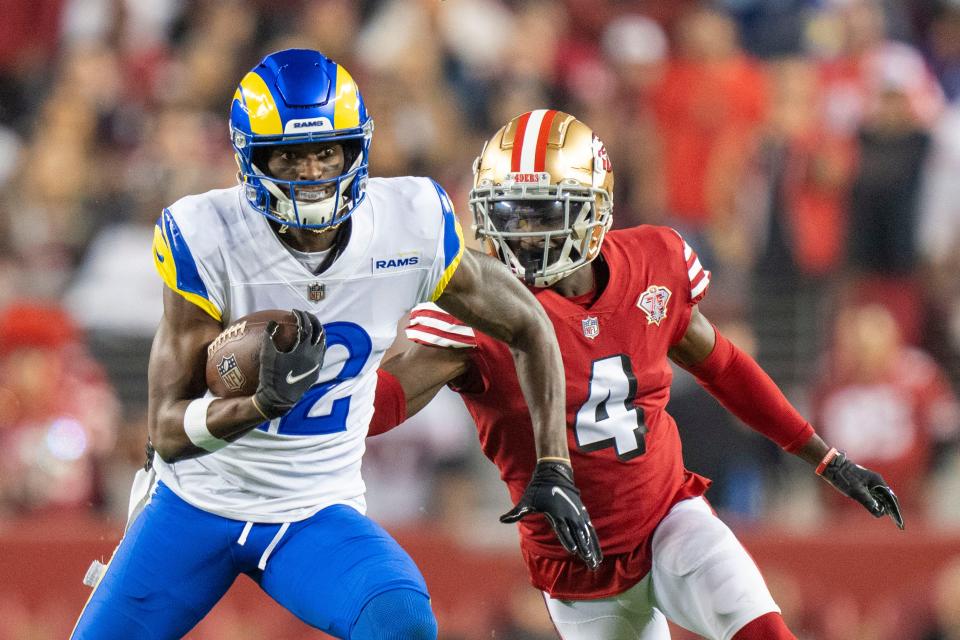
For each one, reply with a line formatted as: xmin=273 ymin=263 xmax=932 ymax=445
xmin=511 ymin=304 xmax=555 ymax=350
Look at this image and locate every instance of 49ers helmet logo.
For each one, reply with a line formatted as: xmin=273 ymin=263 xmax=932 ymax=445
xmin=592 ymin=134 xmax=612 ymax=173
xmin=637 ymin=285 xmax=671 ymax=326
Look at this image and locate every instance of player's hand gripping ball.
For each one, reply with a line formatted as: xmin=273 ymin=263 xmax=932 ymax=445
xmin=253 ymin=309 xmax=326 ymax=418
xmin=205 ymin=310 xmax=301 ymax=398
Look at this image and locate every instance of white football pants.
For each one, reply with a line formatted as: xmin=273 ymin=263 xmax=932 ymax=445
xmin=544 ymin=497 xmax=780 ymax=640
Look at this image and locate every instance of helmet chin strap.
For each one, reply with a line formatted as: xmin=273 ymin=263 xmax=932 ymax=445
xmin=523 ymin=266 xmax=537 ymax=286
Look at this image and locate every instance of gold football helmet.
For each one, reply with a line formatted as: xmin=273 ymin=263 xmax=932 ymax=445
xmin=469 ymin=110 xmax=614 ymax=287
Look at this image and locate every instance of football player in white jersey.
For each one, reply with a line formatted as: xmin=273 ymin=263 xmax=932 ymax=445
xmin=70 ymin=49 xmax=601 ymax=640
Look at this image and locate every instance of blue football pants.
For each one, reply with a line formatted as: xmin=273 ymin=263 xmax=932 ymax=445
xmin=71 ymin=482 xmax=432 ymax=639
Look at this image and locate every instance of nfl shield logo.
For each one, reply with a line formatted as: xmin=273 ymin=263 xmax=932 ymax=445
xmin=581 ymin=316 xmax=600 ymax=339
xmin=637 ymin=285 xmax=671 ymax=326
xmin=308 ymin=282 xmax=325 ymax=301
xmin=217 ymin=353 xmax=246 ymax=392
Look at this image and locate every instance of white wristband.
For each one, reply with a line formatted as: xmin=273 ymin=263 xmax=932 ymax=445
xmin=184 ymin=398 xmax=227 ymax=452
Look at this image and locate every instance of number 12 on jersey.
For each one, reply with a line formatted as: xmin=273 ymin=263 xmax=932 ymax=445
xmin=574 ymin=355 xmax=647 ymax=460
xmin=262 ymin=322 xmax=372 ymax=436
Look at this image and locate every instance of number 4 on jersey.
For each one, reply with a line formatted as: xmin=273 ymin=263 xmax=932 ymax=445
xmin=574 ymin=355 xmax=647 ymax=460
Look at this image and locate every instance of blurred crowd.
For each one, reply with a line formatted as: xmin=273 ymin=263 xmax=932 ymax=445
xmin=4 ymin=0 xmax=960 ymax=637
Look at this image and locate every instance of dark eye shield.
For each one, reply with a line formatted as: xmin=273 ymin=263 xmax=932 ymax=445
xmin=489 ymin=200 xmax=567 ymax=233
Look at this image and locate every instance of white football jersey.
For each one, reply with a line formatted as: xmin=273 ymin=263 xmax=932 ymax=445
xmin=150 ymin=177 xmax=463 ymax=522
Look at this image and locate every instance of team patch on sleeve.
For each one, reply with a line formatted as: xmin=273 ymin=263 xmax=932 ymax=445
xmin=428 ymin=180 xmax=464 ymax=301
xmin=153 ymin=209 xmax=222 ymax=321
xmin=682 ymin=239 xmax=711 ymax=304
xmin=406 ymin=303 xmax=477 ymax=349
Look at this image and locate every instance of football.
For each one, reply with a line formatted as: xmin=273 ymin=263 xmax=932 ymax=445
xmin=205 ymin=310 xmax=300 ymax=398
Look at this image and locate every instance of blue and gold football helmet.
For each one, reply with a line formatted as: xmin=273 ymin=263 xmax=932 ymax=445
xmin=229 ymin=49 xmax=373 ymax=230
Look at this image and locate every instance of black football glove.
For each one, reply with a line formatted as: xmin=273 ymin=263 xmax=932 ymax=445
xmin=500 ymin=460 xmax=603 ymax=570
xmin=819 ymin=450 xmax=904 ymax=530
xmin=253 ymin=309 xmax=326 ymax=419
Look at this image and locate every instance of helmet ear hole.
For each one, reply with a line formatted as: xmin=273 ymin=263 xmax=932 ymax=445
xmin=251 ymin=147 xmax=272 ymax=174
xmin=341 ymin=139 xmax=362 ymax=170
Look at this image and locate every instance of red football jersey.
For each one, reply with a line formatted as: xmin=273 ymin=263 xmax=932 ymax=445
xmin=407 ymin=226 xmax=712 ymax=598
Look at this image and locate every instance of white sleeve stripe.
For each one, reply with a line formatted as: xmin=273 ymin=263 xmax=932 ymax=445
xmin=413 ymin=302 xmax=445 ymax=314
xmin=408 ymin=315 xmax=475 ymax=336
xmin=406 ymin=328 xmax=475 ymax=348
xmin=687 ymin=258 xmax=703 ymax=281
xmin=691 ymin=272 xmax=710 ymax=298
xmin=683 ymin=242 xmax=693 ymax=260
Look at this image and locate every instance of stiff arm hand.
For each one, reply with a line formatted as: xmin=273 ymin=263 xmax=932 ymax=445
xmin=500 ymin=460 xmax=603 ymax=569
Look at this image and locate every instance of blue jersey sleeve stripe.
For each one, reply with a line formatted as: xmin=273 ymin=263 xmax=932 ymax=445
xmin=430 ymin=180 xmax=462 ymax=271
xmin=429 ymin=180 xmax=464 ymax=301
xmin=160 ymin=209 xmax=209 ymax=299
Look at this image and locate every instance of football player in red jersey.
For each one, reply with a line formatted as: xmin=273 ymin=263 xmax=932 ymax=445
xmin=370 ymin=110 xmax=903 ymax=640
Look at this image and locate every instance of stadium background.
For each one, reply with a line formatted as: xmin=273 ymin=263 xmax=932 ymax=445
xmin=3 ymin=0 xmax=960 ymax=638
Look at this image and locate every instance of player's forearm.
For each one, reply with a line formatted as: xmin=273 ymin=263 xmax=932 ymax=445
xmin=369 ymin=368 xmax=409 ymax=436
xmin=380 ymin=352 xmax=447 ymax=416
xmin=149 ymin=396 xmax=264 ymax=462
xmin=437 ymin=250 xmax=569 ymax=459
xmin=683 ymin=328 xmax=815 ymax=452
xmin=509 ymin=320 xmax=569 ymax=460
xmin=792 ymin=433 xmax=831 ymax=467
xmin=374 ymin=346 xmax=470 ymax=436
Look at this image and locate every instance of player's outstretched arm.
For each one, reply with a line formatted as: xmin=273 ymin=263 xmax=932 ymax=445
xmin=436 ymin=250 xmax=567 ymax=459
xmin=148 ymin=289 xmax=324 ymax=463
xmin=670 ymin=306 xmax=904 ymax=530
xmin=436 ymin=249 xmax=602 ymax=569
xmin=371 ymin=345 xmax=471 ymax=437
